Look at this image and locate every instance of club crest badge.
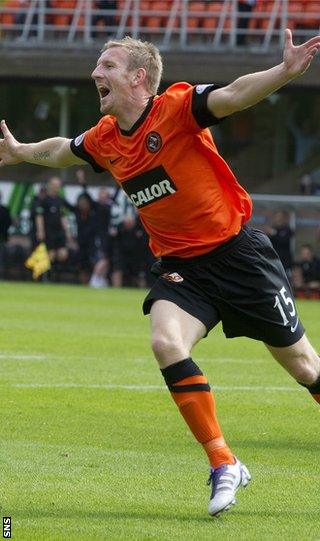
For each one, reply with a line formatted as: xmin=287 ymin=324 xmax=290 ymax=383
xmin=145 ymin=131 xmax=162 ymax=153
xmin=162 ymin=272 xmax=184 ymax=283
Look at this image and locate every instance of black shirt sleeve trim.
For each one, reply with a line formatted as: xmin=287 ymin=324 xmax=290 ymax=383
xmin=191 ymin=84 xmax=225 ymax=128
xmin=70 ymin=136 xmax=107 ymax=173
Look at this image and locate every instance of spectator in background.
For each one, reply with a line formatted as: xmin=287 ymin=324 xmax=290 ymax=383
xmin=29 ymin=184 xmax=47 ymax=248
xmin=92 ymin=0 xmax=117 ymax=36
xmin=295 ymin=244 xmax=320 ymax=291
xmin=299 ymin=173 xmax=313 ymax=195
xmin=265 ymin=210 xmax=294 ymax=278
xmin=290 ymin=264 xmax=304 ymax=296
xmin=112 ymin=213 xmax=150 ymax=288
xmin=108 ymin=187 xmax=136 ymax=287
xmin=71 ymin=192 xmax=101 ymax=285
xmin=14 ymin=0 xmax=31 ymax=25
xmin=74 ymin=168 xmax=111 ymax=287
xmin=0 ymin=190 xmax=12 ymax=278
xmin=236 ymin=0 xmax=256 ymax=46
xmin=34 ymin=176 xmax=71 ymax=264
xmin=89 ymin=186 xmax=112 ymax=288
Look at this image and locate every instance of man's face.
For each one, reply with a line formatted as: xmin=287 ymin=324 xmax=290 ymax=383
xmin=47 ymin=177 xmax=61 ymax=196
xmin=91 ymin=47 xmax=134 ymax=116
xmin=273 ymin=211 xmax=286 ymax=226
xmin=98 ymin=189 xmax=110 ymax=204
xmin=300 ymin=247 xmax=313 ymax=262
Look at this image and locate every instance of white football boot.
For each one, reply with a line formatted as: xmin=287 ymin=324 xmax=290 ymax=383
xmin=207 ymin=457 xmax=251 ymax=517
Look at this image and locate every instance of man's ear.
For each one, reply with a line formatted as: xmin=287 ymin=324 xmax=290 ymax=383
xmin=132 ymin=67 xmax=147 ymax=86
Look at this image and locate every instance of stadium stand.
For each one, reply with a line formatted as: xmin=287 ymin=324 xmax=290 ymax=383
xmin=1 ymin=0 xmax=320 ymax=47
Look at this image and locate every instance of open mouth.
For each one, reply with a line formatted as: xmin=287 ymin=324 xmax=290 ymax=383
xmin=98 ymin=86 xmax=110 ymax=98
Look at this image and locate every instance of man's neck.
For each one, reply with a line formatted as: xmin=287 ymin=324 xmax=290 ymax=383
xmin=116 ymin=95 xmax=152 ymax=131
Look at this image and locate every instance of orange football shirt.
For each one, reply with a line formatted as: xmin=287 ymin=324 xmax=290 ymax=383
xmin=71 ymin=82 xmax=252 ymax=258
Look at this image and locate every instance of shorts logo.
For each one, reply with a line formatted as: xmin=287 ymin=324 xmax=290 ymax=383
xmin=162 ymin=272 xmax=184 ymax=283
xmin=122 ymin=165 xmax=177 ymax=209
xmin=146 ymin=131 xmax=162 ymax=153
xmin=290 ymin=318 xmax=299 ymax=333
xmin=195 ymin=84 xmax=212 ymax=94
xmin=74 ymin=133 xmax=85 ymax=146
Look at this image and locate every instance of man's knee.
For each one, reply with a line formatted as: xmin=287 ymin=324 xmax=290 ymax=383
xmin=293 ymin=354 xmax=320 ymax=385
xmin=151 ymin=332 xmax=185 ymax=364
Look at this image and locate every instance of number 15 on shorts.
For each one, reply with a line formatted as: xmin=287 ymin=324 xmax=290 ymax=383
xmin=274 ymin=286 xmax=298 ymax=332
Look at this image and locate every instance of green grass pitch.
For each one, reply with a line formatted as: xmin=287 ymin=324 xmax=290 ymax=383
xmin=0 ymin=281 xmax=319 ymax=540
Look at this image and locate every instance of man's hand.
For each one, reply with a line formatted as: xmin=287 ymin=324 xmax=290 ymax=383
xmin=208 ymin=29 xmax=320 ymax=118
xmin=283 ymin=28 xmax=320 ymax=78
xmin=1 ymin=122 xmax=86 ymax=168
xmin=0 ymin=120 xmax=23 ymax=167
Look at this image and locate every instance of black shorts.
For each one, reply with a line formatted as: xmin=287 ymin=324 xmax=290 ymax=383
xmin=45 ymin=230 xmax=66 ymax=251
xmin=143 ymin=227 xmax=304 ymax=348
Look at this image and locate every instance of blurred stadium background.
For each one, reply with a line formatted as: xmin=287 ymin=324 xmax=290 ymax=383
xmin=0 ymin=0 xmax=320 ymax=292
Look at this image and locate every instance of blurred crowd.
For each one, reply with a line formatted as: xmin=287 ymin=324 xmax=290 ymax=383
xmin=0 ymin=1 xmax=117 ymax=28
xmin=264 ymin=210 xmax=320 ymax=299
xmin=0 ymin=172 xmax=156 ymax=288
xmin=3 ymin=1 xmax=318 ymax=45
xmin=1 ymin=182 xmax=320 ymax=297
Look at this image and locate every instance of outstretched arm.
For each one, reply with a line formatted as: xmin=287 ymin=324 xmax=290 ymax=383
xmin=208 ymin=29 xmax=320 ymax=118
xmin=0 ymin=120 xmax=86 ymax=168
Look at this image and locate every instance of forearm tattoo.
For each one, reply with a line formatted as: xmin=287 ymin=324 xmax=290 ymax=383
xmin=33 ymin=150 xmax=50 ymax=160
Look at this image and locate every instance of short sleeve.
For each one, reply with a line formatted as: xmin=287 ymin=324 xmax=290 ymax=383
xmin=191 ymin=84 xmax=225 ymax=128
xmin=163 ymin=82 xmax=225 ymax=133
xmin=70 ymin=121 xmax=109 ymax=173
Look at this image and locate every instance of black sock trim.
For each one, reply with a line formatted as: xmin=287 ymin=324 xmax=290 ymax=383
xmin=168 ymin=383 xmax=210 ymax=393
xmin=299 ymin=374 xmax=320 ymax=394
xmin=161 ymin=357 xmax=203 ymax=385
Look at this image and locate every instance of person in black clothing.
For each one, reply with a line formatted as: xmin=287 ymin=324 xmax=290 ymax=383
xmin=88 ymin=187 xmax=112 ymax=288
xmin=296 ymin=244 xmax=320 ymax=291
xmin=266 ymin=210 xmax=294 ymax=278
xmin=114 ymin=213 xmax=151 ymax=288
xmin=0 ymin=190 xmax=12 ymax=278
xmin=92 ymin=0 xmax=117 ymax=37
xmin=95 ymin=188 xmax=112 ymax=252
xmin=29 ymin=184 xmax=47 ymax=249
xmin=0 ymin=190 xmax=12 ymax=243
xmin=74 ymin=169 xmax=111 ymax=287
xmin=34 ymin=176 xmax=72 ymax=263
xmin=70 ymin=192 xmax=102 ymax=285
xmin=236 ymin=0 xmax=256 ymax=46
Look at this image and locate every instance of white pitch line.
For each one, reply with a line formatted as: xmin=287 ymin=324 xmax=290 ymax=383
xmin=0 ymin=354 xmax=265 ymax=365
xmin=0 ymin=353 xmax=155 ymax=363
xmin=9 ymin=383 xmax=300 ymax=392
xmin=0 ymin=354 xmax=48 ymax=361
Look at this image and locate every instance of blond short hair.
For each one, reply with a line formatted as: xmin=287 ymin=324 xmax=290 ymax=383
xmin=101 ymin=36 xmax=163 ymax=94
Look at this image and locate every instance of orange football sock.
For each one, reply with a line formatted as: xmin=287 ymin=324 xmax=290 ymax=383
xmin=299 ymin=373 xmax=320 ymax=405
xmin=161 ymin=358 xmax=234 ymax=469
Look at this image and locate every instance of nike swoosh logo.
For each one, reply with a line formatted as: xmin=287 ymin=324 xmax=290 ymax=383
xmin=290 ymin=318 xmax=299 ymax=333
xmin=110 ymin=157 xmax=121 ymax=165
